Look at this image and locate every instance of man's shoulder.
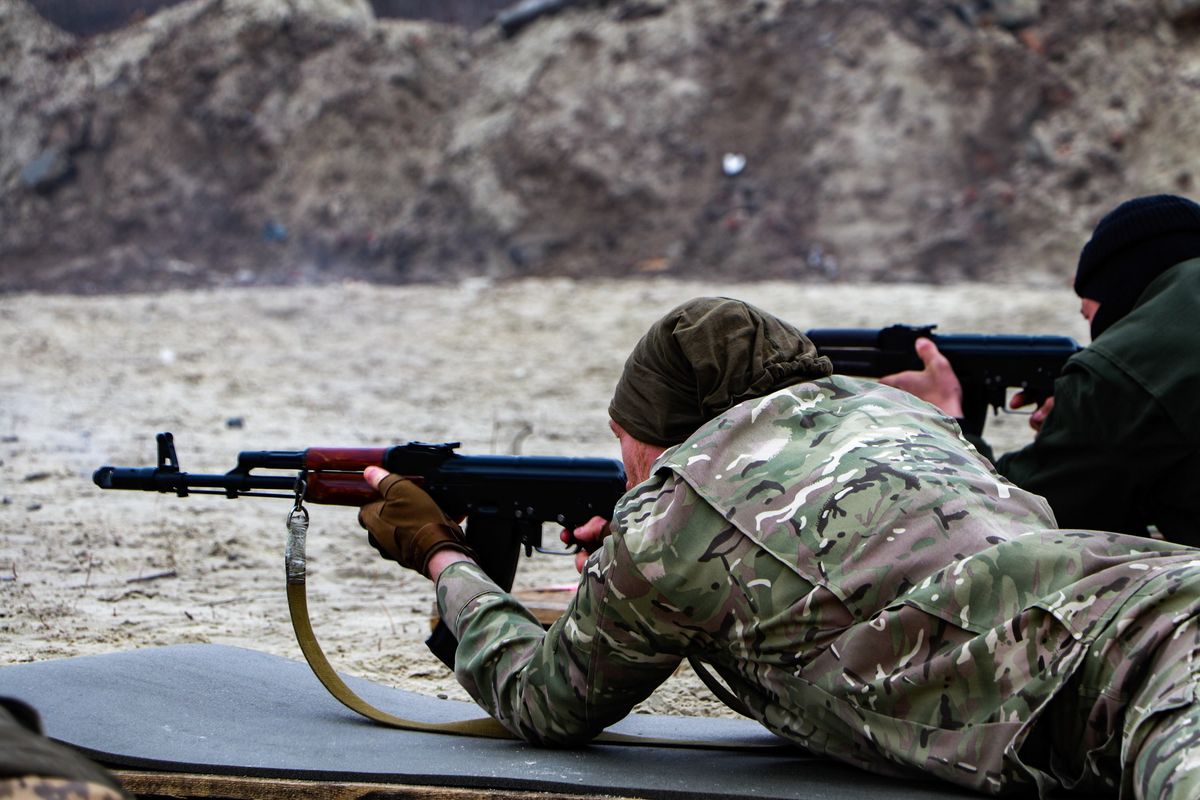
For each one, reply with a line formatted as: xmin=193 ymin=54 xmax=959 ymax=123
xmin=661 ymin=377 xmax=961 ymax=464
xmin=1088 ymin=257 xmax=1200 ymax=359
xmin=1076 ymin=259 xmax=1200 ymax=435
xmin=657 ymin=377 xmax=979 ymax=521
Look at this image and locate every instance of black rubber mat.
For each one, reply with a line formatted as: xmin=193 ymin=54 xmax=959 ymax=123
xmin=0 ymin=644 xmax=990 ymax=799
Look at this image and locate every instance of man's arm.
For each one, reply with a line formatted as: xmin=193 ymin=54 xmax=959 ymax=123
xmin=434 ymin=475 xmax=698 ymax=744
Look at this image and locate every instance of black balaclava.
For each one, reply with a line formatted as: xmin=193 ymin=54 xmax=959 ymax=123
xmin=1074 ymin=194 xmax=1200 ymax=339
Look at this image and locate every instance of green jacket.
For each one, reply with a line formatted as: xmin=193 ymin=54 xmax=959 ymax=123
xmin=436 ymin=377 xmax=1200 ymax=796
xmin=985 ymin=258 xmax=1200 ymax=543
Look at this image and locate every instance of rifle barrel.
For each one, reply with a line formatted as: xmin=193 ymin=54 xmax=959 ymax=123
xmin=92 ymin=466 xmax=297 ymax=496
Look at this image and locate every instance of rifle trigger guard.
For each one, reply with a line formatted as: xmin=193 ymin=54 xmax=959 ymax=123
xmin=533 ymin=544 xmax=580 ymax=556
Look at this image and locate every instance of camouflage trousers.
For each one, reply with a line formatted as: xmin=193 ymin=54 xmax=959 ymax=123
xmin=1039 ymin=561 xmax=1200 ymax=799
xmin=1125 ymin=607 xmax=1200 ymax=800
xmin=1131 ymin=698 xmax=1200 ymax=800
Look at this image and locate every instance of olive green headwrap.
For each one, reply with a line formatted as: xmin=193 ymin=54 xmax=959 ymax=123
xmin=609 ymin=297 xmax=833 ymax=447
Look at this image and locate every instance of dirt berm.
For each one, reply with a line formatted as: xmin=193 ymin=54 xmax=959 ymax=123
xmin=3 ymin=0 xmax=1200 ymax=294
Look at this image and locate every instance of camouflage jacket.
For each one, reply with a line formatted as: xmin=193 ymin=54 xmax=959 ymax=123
xmin=436 ymin=377 xmax=1199 ymax=796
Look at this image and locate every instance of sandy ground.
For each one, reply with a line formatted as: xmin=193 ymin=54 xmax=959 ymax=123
xmin=0 ymin=277 xmax=1090 ymax=720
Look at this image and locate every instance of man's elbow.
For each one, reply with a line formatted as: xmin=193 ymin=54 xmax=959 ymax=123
xmin=507 ymin=717 xmax=604 ymax=748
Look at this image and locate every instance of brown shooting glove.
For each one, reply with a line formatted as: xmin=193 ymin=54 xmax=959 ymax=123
xmin=357 ymin=474 xmax=475 ymax=577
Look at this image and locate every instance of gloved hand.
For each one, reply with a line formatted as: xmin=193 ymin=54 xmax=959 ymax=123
xmin=357 ymin=472 xmax=475 ymax=577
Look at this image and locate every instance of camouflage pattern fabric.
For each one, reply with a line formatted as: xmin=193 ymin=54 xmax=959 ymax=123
xmin=1040 ymin=553 xmax=1200 ymax=798
xmin=0 ymin=698 xmax=131 ymax=800
xmin=0 ymin=777 xmax=127 ymax=800
xmin=436 ymin=376 xmax=1200 ymax=798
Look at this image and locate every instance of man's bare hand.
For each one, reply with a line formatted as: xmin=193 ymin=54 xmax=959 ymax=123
xmin=1009 ymin=391 xmax=1056 ymax=433
xmin=560 ymin=515 xmax=611 ymax=572
xmin=879 ymin=338 xmax=965 ymax=419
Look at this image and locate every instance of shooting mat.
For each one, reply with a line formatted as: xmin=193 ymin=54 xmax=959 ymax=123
xmin=0 ymin=644 xmax=991 ymax=800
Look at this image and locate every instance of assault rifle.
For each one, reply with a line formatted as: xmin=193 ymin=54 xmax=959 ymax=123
xmin=806 ymin=324 xmax=1083 ymax=436
xmin=93 ymin=432 xmax=626 ymax=665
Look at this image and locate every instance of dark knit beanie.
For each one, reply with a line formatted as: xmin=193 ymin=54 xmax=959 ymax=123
xmin=609 ymin=297 xmax=832 ymax=447
xmin=1074 ymin=194 xmax=1200 ymax=339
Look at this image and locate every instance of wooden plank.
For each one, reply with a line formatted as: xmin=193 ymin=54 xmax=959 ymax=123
xmin=115 ymin=770 xmax=636 ymax=800
xmin=430 ymin=587 xmax=574 ymax=630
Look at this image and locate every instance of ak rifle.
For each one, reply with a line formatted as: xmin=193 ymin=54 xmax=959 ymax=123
xmin=806 ymin=324 xmax=1083 ymax=436
xmin=93 ymin=432 xmax=626 ymax=665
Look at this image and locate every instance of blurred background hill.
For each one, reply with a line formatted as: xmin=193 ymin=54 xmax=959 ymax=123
xmin=4 ymin=0 xmax=1200 ymax=294
xmin=25 ymin=0 xmax=514 ymax=34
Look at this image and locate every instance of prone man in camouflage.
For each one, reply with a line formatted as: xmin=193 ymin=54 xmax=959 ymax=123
xmin=358 ymin=297 xmax=1200 ymax=799
xmin=0 ymin=696 xmax=132 ymax=799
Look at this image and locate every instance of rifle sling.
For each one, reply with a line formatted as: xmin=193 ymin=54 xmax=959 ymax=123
xmin=284 ymin=508 xmax=771 ymax=750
